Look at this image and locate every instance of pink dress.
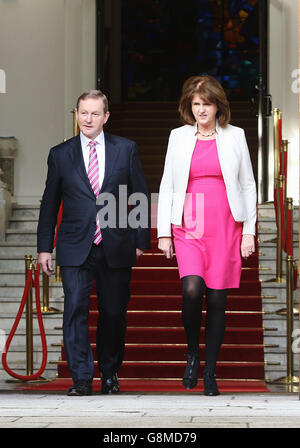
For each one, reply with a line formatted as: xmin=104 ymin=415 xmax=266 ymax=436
xmin=172 ymin=139 xmax=243 ymax=289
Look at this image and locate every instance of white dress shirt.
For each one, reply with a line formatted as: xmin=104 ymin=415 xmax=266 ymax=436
xmin=80 ymin=131 xmax=105 ymax=190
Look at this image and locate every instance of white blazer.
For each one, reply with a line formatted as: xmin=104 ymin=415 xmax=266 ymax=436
xmin=157 ymin=121 xmax=257 ymax=238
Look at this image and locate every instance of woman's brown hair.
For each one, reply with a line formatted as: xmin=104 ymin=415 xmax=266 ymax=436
xmin=178 ymin=75 xmax=231 ymax=127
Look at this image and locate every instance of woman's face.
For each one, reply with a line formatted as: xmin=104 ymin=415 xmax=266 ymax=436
xmin=191 ymin=94 xmax=218 ymax=129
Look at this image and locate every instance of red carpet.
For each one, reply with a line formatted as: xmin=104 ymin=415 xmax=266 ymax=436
xmin=21 ymin=378 xmax=268 ymax=393
xmin=22 ymin=229 xmax=269 ymax=393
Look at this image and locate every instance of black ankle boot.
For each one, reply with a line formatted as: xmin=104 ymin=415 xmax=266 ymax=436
xmin=203 ymin=368 xmax=220 ymax=396
xmin=182 ymin=354 xmax=200 ymax=390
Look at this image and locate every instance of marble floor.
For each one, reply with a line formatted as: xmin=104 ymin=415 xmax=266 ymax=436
xmin=0 ymin=381 xmax=299 ymax=429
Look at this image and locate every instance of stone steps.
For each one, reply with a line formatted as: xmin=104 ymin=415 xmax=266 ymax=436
xmin=10 ymin=204 xmax=40 ymax=219
xmin=258 ymin=202 xmax=299 ymax=382
xmin=0 ymin=283 xmax=63 ymax=299
xmin=0 ymin=267 xmax=287 ymax=285
xmin=0 ymin=201 xmax=299 ymax=384
xmin=0 ymin=296 xmax=64 ymax=312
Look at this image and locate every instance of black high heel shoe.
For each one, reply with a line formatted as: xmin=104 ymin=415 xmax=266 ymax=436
xmin=203 ymin=368 xmax=220 ymax=396
xmin=182 ymin=354 xmax=200 ymax=390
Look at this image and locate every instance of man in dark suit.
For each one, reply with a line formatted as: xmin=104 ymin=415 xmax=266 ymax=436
xmin=37 ymin=90 xmax=151 ymax=396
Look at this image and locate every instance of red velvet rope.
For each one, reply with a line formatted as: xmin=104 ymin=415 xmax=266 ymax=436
xmin=1 ymin=264 xmax=48 ymax=381
xmin=279 ymin=183 xmax=286 ymax=253
xmin=274 ymin=117 xmax=282 ymax=228
xmin=53 ymin=201 xmax=63 ymax=249
xmin=293 ymin=260 xmax=298 ymax=291
xmin=278 ymin=117 xmax=282 ymax=147
xmin=282 ymin=151 xmax=287 ymax=198
xmin=2 ymin=197 xmax=63 ymax=380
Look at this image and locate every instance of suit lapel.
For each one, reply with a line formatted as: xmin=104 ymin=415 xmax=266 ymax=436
xmin=101 ymin=133 xmax=120 ymax=191
xmin=69 ymin=135 xmax=95 ymax=197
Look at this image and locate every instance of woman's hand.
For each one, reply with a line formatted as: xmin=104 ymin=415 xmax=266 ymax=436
xmin=241 ymin=234 xmax=255 ymax=258
xmin=158 ymin=237 xmax=174 ymax=259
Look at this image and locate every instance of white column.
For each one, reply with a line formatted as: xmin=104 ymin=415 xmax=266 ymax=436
xmin=269 ymin=0 xmax=299 ymax=205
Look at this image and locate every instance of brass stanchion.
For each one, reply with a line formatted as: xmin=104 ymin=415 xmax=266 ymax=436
xmin=273 ymin=108 xmax=281 ymax=181
xmin=281 ymin=140 xmax=288 ymax=194
xmin=55 ymin=264 xmax=62 ymax=282
xmin=276 ymin=198 xmax=299 ymax=316
xmin=267 ymin=175 xmax=284 ymax=282
xmin=27 ymin=258 xmax=50 ymax=383
xmin=272 ymin=197 xmax=299 ymax=387
xmin=72 ymin=108 xmax=79 ymax=136
xmin=276 ymin=175 xmax=284 ymax=282
xmin=274 ymin=255 xmax=299 ymax=386
xmin=265 ymin=110 xmax=284 ymax=281
xmin=38 ymin=199 xmax=62 ymax=312
xmin=39 ymin=272 xmax=62 ymax=314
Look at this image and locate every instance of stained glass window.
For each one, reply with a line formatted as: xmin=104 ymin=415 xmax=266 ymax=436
xmin=121 ymin=0 xmax=259 ymax=100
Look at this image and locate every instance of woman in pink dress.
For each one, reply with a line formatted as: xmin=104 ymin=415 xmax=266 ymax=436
xmin=157 ymin=76 xmax=257 ymax=396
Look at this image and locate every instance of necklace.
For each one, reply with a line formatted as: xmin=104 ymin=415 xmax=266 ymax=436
xmin=195 ymin=128 xmax=216 ymax=137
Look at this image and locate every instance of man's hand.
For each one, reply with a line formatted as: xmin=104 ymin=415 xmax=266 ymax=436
xmin=158 ymin=237 xmax=174 ymax=259
xmin=136 ymin=248 xmax=144 ymax=258
xmin=241 ymin=234 xmax=255 ymax=258
xmin=38 ymin=252 xmax=54 ymax=276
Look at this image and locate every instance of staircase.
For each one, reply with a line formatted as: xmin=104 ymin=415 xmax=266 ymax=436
xmin=0 ymin=202 xmax=297 ymax=389
xmin=0 ymin=204 xmax=64 ymax=380
xmin=0 ymin=101 xmax=297 ymax=389
xmin=53 ymin=227 xmax=268 ymax=392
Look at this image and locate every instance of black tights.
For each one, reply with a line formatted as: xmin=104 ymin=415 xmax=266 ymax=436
xmin=182 ymin=275 xmax=227 ymax=373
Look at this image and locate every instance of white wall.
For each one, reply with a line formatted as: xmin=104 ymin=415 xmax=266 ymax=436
xmin=0 ymin=0 xmax=96 ymax=204
xmin=269 ymin=0 xmax=299 ymax=205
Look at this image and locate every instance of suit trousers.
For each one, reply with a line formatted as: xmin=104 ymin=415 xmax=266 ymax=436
xmin=60 ymin=243 xmax=132 ymax=383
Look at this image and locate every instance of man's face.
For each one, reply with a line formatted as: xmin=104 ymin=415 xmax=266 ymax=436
xmin=76 ymin=97 xmax=110 ymax=140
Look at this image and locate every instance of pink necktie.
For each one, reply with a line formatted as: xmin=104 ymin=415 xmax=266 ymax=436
xmin=88 ymin=141 xmax=102 ymax=244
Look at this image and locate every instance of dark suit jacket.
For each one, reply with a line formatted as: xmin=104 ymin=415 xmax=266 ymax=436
xmin=37 ymin=133 xmax=151 ymax=268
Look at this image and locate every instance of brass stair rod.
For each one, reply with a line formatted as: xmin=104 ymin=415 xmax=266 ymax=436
xmin=273 ymin=109 xmax=283 ymax=282
xmin=25 ymin=255 xmax=34 ymax=376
